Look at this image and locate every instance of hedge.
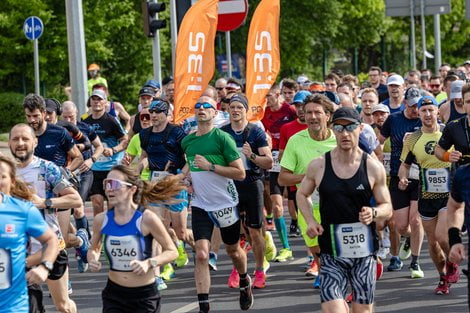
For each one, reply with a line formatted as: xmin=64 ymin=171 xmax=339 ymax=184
xmin=0 ymin=92 xmax=26 ymax=133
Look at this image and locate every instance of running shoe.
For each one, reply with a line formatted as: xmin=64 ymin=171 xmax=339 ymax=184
xmin=155 ymin=276 xmax=167 ymax=291
xmin=274 ymin=248 xmax=293 ymax=262
xmin=240 ymin=238 xmax=252 ymax=253
xmin=399 ymin=237 xmax=411 ymax=260
xmin=387 ymin=256 xmax=403 ymax=271
xmin=161 ymin=263 xmax=176 ymax=281
xmin=305 ymin=259 xmax=319 ymax=277
xmin=313 ymin=275 xmax=321 ymax=289
xmin=446 ymin=261 xmax=460 ymax=284
xmin=302 ymin=255 xmax=314 ymax=271
xmin=76 ymin=228 xmax=90 ymax=263
xmin=68 ymin=280 xmax=73 ymax=295
xmin=208 ymin=252 xmax=218 ymax=271
xmin=376 ymin=258 xmax=384 ymax=280
xmin=253 ymin=270 xmax=266 ymax=289
xmin=377 ymin=246 xmax=390 ymax=260
xmin=289 ymin=223 xmax=300 ymax=237
xmin=410 ymin=263 xmax=424 ymax=279
xmin=265 ymin=215 xmax=275 ymax=231
xmin=228 ymin=267 xmax=240 ymax=288
xmin=174 ymin=242 xmax=189 ymax=268
xmin=264 ymin=231 xmax=277 ymax=261
xmin=435 ymin=276 xmax=450 ymax=295
xmin=239 ymin=275 xmax=254 ymax=310
xmin=263 ymin=257 xmax=270 ymax=274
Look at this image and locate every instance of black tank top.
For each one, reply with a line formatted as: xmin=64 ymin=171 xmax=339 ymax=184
xmin=133 ymin=112 xmax=143 ymax=134
xmin=448 ymin=100 xmax=467 ymax=123
xmin=318 ymin=151 xmax=378 ymax=255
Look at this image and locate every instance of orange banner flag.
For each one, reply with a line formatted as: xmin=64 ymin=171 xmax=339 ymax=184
xmin=173 ymin=0 xmax=219 ymax=124
xmin=245 ymin=0 xmax=280 ymax=122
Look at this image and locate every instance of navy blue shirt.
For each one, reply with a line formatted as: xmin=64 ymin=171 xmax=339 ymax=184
xmin=140 ymin=124 xmax=186 ymax=174
xmin=380 ymin=111 xmax=421 ymax=176
xmin=451 ymin=164 xmax=470 ymax=226
xmin=381 ymin=98 xmax=404 ymax=114
xmin=221 ymin=123 xmax=268 ymax=184
xmin=76 ymin=121 xmax=98 ymax=160
xmin=35 ymin=123 xmax=75 ymax=167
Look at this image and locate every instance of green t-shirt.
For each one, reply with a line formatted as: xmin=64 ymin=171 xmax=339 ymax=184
xmin=181 ymin=127 xmax=240 ymax=211
xmin=126 ymin=134 xmax=150 ymax=181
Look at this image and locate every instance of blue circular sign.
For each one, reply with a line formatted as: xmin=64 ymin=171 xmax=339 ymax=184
xmin=23 ymin=16 xmax=43 ymax=40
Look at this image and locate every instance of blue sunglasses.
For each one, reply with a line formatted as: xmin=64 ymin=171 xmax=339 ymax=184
xmin=195 ymin=102 xmax=216 ymax=109
xmin=332 ymin=123 xmax=360 ymax=133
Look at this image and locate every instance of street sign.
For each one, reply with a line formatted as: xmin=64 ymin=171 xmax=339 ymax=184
xmin=23 ymin=16 xmax=44 ymax=40
xmin=385 ymin=0 xmax=450 ymax=17
xmin=217 ymin=0 xmax=248 ymax=32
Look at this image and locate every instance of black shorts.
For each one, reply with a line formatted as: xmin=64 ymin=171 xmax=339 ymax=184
xmin=102 ymin=279 xmax=161 ymax=313
xmin=287 ymin=186 xmax=297 ymax=201
xmin=90 ymin=170 xmax=109 ymax=197
xmin=48 ymin=249 xmax=68 ymax=281
xmin=191 ymin=206 xmax=241 ymax=245
xmin=269 ymin=171 xmax=284 ymax=195
xmin=237 ymin=180 xmax=264 ymax=229
xmin=418 ymin=197 xmax=448 ymax=220
xmin=389 ymin=176 xmax=419 ymax=210
xmin=28 ymin=284 xmax=45 ymax=313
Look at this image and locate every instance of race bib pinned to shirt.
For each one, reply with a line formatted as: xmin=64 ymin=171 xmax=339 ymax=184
xmin=332 ymin=222 xmax=374 ymax=258
xmin=270 ymin=150 xmax=281 ymax=173
xmin=208 ymin=207 xmax=239 ymax=228
xmin=0 ymin=249 xmax=12 ymax=289
xmin=423 ymin=168 xmax=450 ymax=193
xmin=105 ymin=235 xmax=143 ymax=272
xmin=383 ymin=152 xmax=391 ymax=175
xmin=96 ymin=142 xmax=112 ymax=163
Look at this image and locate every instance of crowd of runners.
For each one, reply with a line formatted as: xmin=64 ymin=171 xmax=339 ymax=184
xmin=0 ymin=62 xmax=470 ymax=313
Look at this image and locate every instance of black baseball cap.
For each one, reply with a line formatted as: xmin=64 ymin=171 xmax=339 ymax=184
xmin=332 ymin=107 xmax=361 ymax=124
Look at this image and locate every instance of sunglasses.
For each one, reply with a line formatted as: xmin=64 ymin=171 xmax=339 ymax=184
xmin=103 ymin=178 xmax=133 ymax=191
xmin=332 ymin=123 xmax=360 ymax=133
xmin=149 ymin=108 xmax=166 ymax=114
xmin=429 ymin=84 xmax=440 ymax=88
xmin=140 ymin=113 xmax=151 ymax=121
xmin=216 ymin=87 xmax=225 ymax=91
xmin=195 ymin=102 xmax=215 ymax=109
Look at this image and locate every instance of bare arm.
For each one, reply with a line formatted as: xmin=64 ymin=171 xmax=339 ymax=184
xmin=245 ymin=145 xmax=273 ymax=170
xmin=278 ymin=167 xmax=304 ymax=187
xmin=26 ymin=228 xmax=59 ymax=284
xmin=66 ymin=144 xmax=84 ymax=171
xmin=447 ymin=195 xmax=466 ymax=264
xmin=194 ymin=155 xmax=246 ymax=181
xmin=435 ymin=144 xmax=463 ymax=162
xmin=439 ymin=102 xmax=450 ymax=124
xmin=33 ymin=186 xmax=82 ymax=210
xmin=79 ymin=136 xmax=104 ymax=173
xmin=87 ymin=213 xmax=105 ymax=272
xmin=115 ymin=102 xmax=131 ymax=132
xmin=144 ymin=211 xmax=178 ymax=267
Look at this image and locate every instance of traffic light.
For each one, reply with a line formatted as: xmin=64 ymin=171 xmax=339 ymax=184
xmin=142 ymin=1 xmax=167 ymax=37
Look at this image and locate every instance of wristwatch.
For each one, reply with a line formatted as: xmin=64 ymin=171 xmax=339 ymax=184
xmin=250 ymin=153 xmax=257 ymax=161
xmin=372 ymin=207 xmax=378 ymax=219
xmin=44 ymin=198 xmax=53 ymax=209
xmin=209 ymin=163 xmax=216 ymax=172
xmin=149 ymin=259 xmax=158 ymax=269
xmin=40 ymin=261 xmax=54 ymax=273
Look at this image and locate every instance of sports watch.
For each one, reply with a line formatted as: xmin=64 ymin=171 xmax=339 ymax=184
xmin=40 ymin=261 xmax=54 ymax=272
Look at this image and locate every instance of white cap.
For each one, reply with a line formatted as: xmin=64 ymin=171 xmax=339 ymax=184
xmin=296 ymin=74 xmax=309 ymax=85
xmin=450 ymin=80 xmax=464 ymax=100
xmin=387 ymin=74 xmax=404 ymax=86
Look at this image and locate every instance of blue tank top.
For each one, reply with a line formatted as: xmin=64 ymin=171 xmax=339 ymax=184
xmin=448 ymin=100 xmax=467 ymax=123
xmin=101 ymin=209 xmax=151 ymax=272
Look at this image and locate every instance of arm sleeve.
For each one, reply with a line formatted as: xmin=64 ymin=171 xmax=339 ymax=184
xmin=26 ymin=204 xmax=49 ymax=238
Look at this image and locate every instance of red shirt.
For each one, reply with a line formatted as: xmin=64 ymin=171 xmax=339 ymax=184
xmin=261 ymin=102 xmax=297 ymax=150
xmin=279 ymin=119 xmax=307 ymax=150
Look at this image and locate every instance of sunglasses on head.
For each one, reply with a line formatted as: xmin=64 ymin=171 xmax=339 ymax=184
xmin=332 ymin=123 xmax=360 ymax=133
xmin=149 ymin=108 xmax=166 ymax=114
xmin=195 ymin=102 xmax=215 ymax=109
xmin=140 ymin=113 xmax=151 ymax=121
xmin=103 ymin=178 xmax=133 ymax=191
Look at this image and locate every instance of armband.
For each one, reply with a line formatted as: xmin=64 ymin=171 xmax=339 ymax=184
xmin=448 ymin=227 xmax=462 ymax=248
xmin=443 ymin=151 xmax=451 ymax=162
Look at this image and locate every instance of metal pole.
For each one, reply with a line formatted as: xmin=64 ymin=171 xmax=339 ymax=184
xmin=420 ymin=0 xmax=426 ymax=69
xmin=225 ymin=31 xmax=232 ymax=77
xmin=150 ymin=0 xmax=162 ymax=86
xmin=66 ymin=0 xmax=88 ymax=116
xmin=33 ymin=39 xmax=40 ymax=95
xmin=410 ymin=0 xmax=417 ymax=69
xmin=170 ymin=0 xmax=178 ymax=75
xmin=434 ymin=14 xmax=441 ymax=75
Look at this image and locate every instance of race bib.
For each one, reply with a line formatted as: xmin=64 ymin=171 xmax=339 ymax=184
xmin=423 ymin=168 xmax=450 ymax=193
xmin=270 ymin=151 xmax=281 ymax=173
xmin=105 ymin=235 xmax=143 ymax=272
xmin=0 ymin=249 xmax=11 ymax=289
xmin=237 ymin=147 xmax=251 ymax=170
xmin=150 ymin=171 xmax=169 ymax=182
xmin=208 ymin=207 xmax=239 ymax=228
xmin=383 ymin=152 xmax=391 ymax=175
xmin=96 ymin=142 xmax=111 ymax=163
xmin=408 ymin=163 xmax=420 ymax=180
xmin=332 ymin=222 xmax=374 ymax=258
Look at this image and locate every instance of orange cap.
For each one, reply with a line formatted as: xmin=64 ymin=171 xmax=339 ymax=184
xmin=309 ymin=83 xmax=325 ymax=92
xmin=88 ymin=63 xmax=100 ymax=71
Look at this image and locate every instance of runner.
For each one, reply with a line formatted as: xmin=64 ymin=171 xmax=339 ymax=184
xmin=0 ymin=155 xmax=59 ymax=313
xmin=381 ymin=74 xmax=405 ymax=113
xmin=181 ymin=96 xmax=253 ymax=312
xmin=439 ymin=80 xmax=466 ymax=124
xmin=87 ymin=164 xmax=179 ymax=313
xmin=296 ymin=107 xmax=392 ymax=313
xmin=398 ymin=96 xmax=459 ymax=294
xmin=278 ymin=94 xmax=337 ymax=285
xmin=221 ymin=94 xmax=273 ymax=289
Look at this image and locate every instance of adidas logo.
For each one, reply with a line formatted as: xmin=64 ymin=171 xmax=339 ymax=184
xmin=356 ymin=184 xmax=365 ymax=190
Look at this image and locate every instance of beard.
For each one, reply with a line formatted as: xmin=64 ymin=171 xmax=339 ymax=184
xmin=12 ymin=149 xmax=33 ymax=163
